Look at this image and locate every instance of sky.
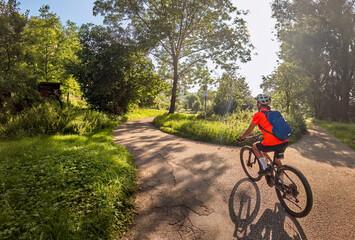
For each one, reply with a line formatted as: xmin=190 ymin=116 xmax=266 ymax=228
xmin=19 ymin=0 xmax=105 ymax=26
xmin=19 ymin=0 xmax=280 ymax=96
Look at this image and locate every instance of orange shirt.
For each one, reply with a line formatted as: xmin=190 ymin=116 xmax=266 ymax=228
xmin=252 ymin=108 xmax=288 ymax=146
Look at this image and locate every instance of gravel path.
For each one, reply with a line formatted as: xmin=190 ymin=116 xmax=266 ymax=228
xmin=113 ymin=117 xmax=355 ymax=240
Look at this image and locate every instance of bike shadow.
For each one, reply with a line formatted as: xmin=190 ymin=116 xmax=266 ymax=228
xmin=229 ymin=178 xmax=307 ymax=240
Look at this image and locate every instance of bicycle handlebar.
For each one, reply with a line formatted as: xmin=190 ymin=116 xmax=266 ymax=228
xmin=244 ymin=133 xmax=262 ymax=140
xmin=237 ymin=133 xmax=262 ymax=143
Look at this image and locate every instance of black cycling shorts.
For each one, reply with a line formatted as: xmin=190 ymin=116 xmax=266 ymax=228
xmin=256 ymin=141 xmax=289 ymax=158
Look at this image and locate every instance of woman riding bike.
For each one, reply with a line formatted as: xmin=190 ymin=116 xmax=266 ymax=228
xmin=237 ymin=93 xmax=288 ymax=176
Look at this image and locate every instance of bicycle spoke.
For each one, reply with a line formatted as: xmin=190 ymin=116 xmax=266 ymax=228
xmin=240 ymin=147 xmax=262 ymax=182
xmin=275 ymin=165 xmax=313 ymax=218
xmin=283 ymin=195 xmax=302 ymax=210
xmin=283 ymin=171 xmax=296 ymax=186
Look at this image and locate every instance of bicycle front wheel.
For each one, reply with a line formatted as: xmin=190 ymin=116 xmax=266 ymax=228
xmin=240 ymin=146 xmax=262 ymax=181
xmin=275 ymin=165 xmax=313 ymax=218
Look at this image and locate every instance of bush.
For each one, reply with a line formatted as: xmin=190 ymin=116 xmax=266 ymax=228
xmin=154 ymin=110 xmax=307 ymax=145
xmin=154 ymin=111 xmax=256 ymax=145
xmin=285 ymin=113 xmax=307 ymax=143
xmin=0 ymin=102 xmax=118 ymax=139
xmin=192 ymin=100 xmax=202 ymax=111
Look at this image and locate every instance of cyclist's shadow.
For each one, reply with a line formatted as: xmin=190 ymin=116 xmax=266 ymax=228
xmin=229 ymin=178 xmax=307 ymax=240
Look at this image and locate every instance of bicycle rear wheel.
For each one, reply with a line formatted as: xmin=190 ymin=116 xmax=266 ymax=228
xmin=240 ymin=146 xmax=262 ymax=181
xmin=275 ymin=165 xmax=313 ymax=218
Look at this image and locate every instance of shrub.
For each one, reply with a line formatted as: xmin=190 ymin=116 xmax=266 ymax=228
xmin=154 ymin=110 xmax=307 ymax=145
xmin=192 ymin=100 xmax=202 ymax=111
xmin=154 ymin=111 xmax=256 ymax=145
xmin=0 ymin=102 xmax=119 ymax=139
xmin=285 ymin=113 xmax=307 ymax=143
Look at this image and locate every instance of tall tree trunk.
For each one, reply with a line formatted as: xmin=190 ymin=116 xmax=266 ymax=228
xmin=332 ymin=74 xmax=339 ymax=121
xmin=339 ymin=46 xmax=352 ymax=122
xmin=169 ymin=55 xmax=178 ymax=114
xmin=340 ymin=80 xmax=351 ymax=122
xmin=312 ymin=75 xmax=321 ymax=119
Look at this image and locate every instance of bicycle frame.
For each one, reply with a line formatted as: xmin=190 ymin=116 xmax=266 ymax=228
xmin=242 ymin=134 xmax=294 ymax=188
xmin=239 ymin=133 xmax=313 ymax=217
xmin=262 ymin=150 xmax=297 ymax=191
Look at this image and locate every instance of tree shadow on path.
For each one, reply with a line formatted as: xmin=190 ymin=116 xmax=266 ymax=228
xmin=291 ymin=126 xmax=355 ymax=168
xmin=229 ymin=178 xmax=307 ymax=240
xmin=113 ymin=119 xmax=230 ymax=239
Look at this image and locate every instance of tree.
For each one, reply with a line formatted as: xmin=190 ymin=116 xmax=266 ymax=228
xmin=261 ymin=62 xmax=309 ymax=114
xmin=73 ymin=24 xmax=162 ymax=114
xmin=60 ymin=21 xmax=82 ymax=97
xmin=93 ymin=0 xmax=253 ymax=113
xmin=24 ymin=5 xmax=81 ymax=95
xmin=0 ymin=0 xmax=25 ymax=79
xmin=0 ymin=0 xmax=41 ymax=114
xmin=0 ymin=2 xmax=83 ymax=115
xmin=272 ymin=0 xmax=354 ymax=121
xmin=213 ymin=72 xmax=253 ymax=115
xmin=192 ymin=98 xmax=201 ymax=111
xmin=186 ymin=94 xmax=199 ymax=109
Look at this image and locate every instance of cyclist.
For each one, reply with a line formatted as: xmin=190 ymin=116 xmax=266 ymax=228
xmin=237 ymin=93 xmax=289 ymax=175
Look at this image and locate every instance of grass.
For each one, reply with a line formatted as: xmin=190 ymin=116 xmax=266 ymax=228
xmin=313 ymin=119 xmax=355 ymax=150
xmin=153 ymin=113 xmax=250 ymax=145
xmin=124 ymin=108 xmax=167 ymax=122
xmin=153 ymin=111 xmax=307 ymax=146
xmin=0 ymin=103 xmax=167 ymax=140
xmin=0 ymin=102 xmax=116 ymax=139
xmin=0 ymin=130 xmax=136 ymax=239
xmin=0 ymin=106 xmax=166 ymax=239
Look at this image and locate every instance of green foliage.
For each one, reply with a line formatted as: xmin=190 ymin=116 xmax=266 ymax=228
xmin=0 ymin=78 xmax=41 ymax=115
xmin=187 ymin=94 xmax=199 ymax=109
xmin=23 ymin=6 xmax=81 ymax=90
xmin=73 ymin=24 xmax=163 ymax=114
xmin=0 ymin=102 xmax=117 ymax=139
xmin=125 ymin=108 xmax=167 ymax=122
xmin=0 ymin=3 xmax=82 ymax=115
xmin=272 ymin=0 xmax=355 ymax=121
xmin=0 ymin=1 xmax=27 ymax=80
xmin=154 ymin=110 xmax=307 ymax=145
xmin=213 ymin=73 xmax=253 ymax=115
xmin=0 ymin=1 xmax=42 ymax=114
xmin=93 ymin=0 xmax=253 ymax=113
xmin=285 ymin=112 xmax=307 ymax=143
xmin=0 ymin=130 xmax=137 ymax=239
xmin=313 ymin=119 xmax=355 ymax=150
xmin=262 ymin=62 xmax=310 ymax=115
xmin=153 ymin=92 xmax=171 ymax=110
xmin=154 ymin=111 xmax=255 ymax=145
xmin=0 ymin=102 xmax=167 ymax=140
xmin=192 ymin=99 xmax=202 ymax=112
xmin=0 ymin=106 xmax=165 ymax=239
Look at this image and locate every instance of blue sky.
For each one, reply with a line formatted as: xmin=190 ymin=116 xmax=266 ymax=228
xmin=20 ymin=0 xmax=104 ymax=26
xmin=19 ymin=0 xmax=280 ymax=96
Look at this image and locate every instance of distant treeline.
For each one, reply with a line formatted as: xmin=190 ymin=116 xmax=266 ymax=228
xmin=1 ymin=0 xmax=353 ymax=122
xmin=262 ymin=0 xmax=354 ymax=122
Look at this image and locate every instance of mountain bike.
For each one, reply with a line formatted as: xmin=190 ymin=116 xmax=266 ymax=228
xmin=239 ymin=134 xmax=313 ymax=218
